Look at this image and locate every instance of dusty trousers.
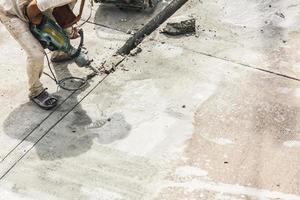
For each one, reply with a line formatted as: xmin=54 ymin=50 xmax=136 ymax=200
xmin=0 ymin=11 xmax=45 ymax=98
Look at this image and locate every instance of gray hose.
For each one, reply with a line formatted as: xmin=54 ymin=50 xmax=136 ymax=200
xmin=117 ymin=0 xmax=190 ymax=55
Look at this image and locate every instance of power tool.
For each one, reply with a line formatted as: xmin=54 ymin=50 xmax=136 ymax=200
xmin=29 ymin=15 xmax=98 ymax=72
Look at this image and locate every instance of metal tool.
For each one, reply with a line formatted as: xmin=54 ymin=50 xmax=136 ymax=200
xmin=30 ymin=15 xmax=99 ymax=74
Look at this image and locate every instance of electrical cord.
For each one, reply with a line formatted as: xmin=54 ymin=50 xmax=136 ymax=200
xmin=78 ymin=0 xmax=94 ymax=28
xmin=43 ymin=52 xmax=58 ymax=83
xmin=43 ymin=51 xmax=88 ymax=91
xmin=43 ymin=0 xmax=95 ymax=92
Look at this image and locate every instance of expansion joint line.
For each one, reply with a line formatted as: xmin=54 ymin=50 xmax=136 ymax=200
xmin=184 ymin=46 xmax=300 ymax=82
xmin=0 ymin=0 xmax=190 ymax=180
xmin=0 ymin=73 xmax=110 ymax=181
xmin=0 ymin=92 xmax=75 ymax=164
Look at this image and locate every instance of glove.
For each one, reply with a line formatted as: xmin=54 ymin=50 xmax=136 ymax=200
xmin=26 ymin=0 xmax=43 ymax=25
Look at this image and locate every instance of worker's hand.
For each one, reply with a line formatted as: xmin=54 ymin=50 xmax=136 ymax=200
xmin=69 ymin=26 xmax=80 ymax=39
xmin=26 ymin=0 xmax=43 ymax=25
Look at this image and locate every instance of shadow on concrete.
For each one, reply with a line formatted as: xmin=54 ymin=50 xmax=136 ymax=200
xmin=3 ymin=61 xmax=131 ymax=160
xmin=93 ymin=0 xmax=170 ymax=32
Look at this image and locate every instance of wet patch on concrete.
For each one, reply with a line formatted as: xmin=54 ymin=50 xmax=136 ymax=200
xmin=2 ymin=62 xmax=95 ymax=161
xmin=71 ymin=112 xmax=132 ymax=144
xmin=167 ymin=75 xmax=300 ymax=197
xmin=148 ymin=52 xmax=300 ymax=198
xmin=3 ymin=107 xmax=132 ymax=161
xmin=2 ymin=99 xmax=92 ymax=160
xmin=253 ymin=101 xmax=300 ymax=144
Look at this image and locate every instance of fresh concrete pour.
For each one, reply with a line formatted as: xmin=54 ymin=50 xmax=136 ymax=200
xmin=0 ymin=0 xmax=300 ymax=199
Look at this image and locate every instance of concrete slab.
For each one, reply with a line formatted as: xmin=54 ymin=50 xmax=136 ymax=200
xmin=150 ymin=0 xmax=300 ymax=79
xmin=0 ymin=0 xmax=300 ymax=199
xmin=0 ymin=1 xmax=128 ymax=178
xmin=1 ymin=28 xmax=300 ymax=200
xmin=92 ymin=0 xmax=171 ymax=33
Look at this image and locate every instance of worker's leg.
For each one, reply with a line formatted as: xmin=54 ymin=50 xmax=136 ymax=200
xmin=0 ymin=12 xmax=45 ymax=98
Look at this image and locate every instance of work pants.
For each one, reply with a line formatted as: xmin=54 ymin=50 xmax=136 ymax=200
xmin=0 ymin=11 xmax=45 ymax=98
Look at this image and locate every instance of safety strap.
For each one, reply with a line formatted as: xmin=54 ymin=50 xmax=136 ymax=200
xmin=76 ymin=0 xmax=86 ymax=24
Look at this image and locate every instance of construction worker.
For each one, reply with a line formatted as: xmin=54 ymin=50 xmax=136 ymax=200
xmin=0 ymin=0 xmax=78 ymax=110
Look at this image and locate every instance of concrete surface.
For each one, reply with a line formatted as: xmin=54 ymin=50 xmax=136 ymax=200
xmin=0 ymin=0 xmax=300 ymax=199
